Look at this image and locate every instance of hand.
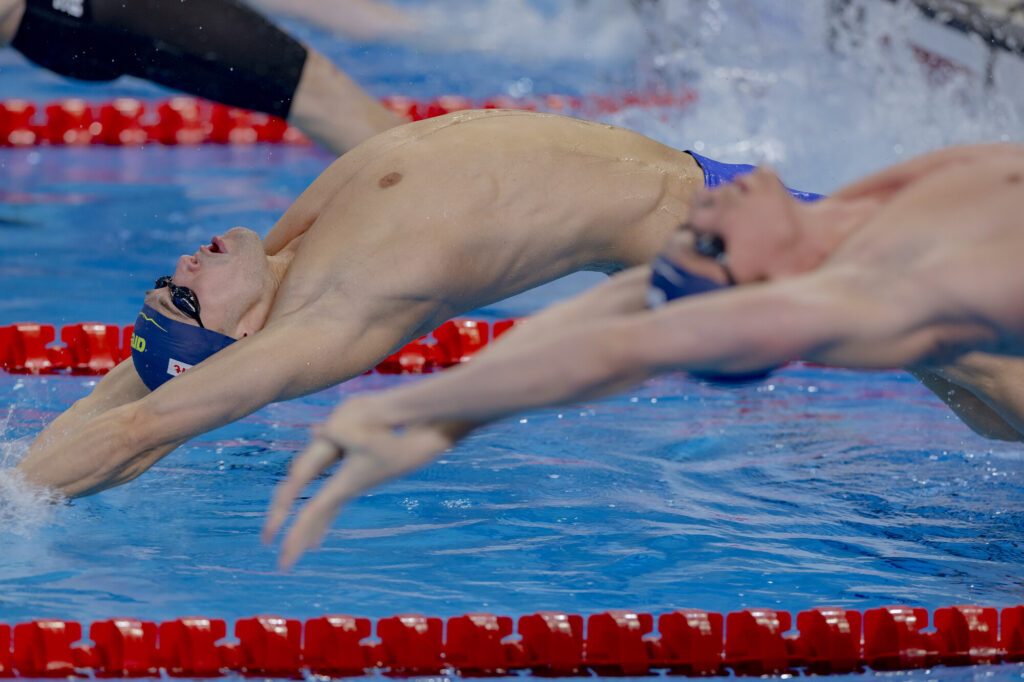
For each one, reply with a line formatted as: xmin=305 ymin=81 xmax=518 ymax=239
xmin=262 ymin=396 xmax=462 ymax=569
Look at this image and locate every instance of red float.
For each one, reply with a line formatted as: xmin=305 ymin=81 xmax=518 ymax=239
xmin=444 ymin=613 xmax=516 ymax=676
xmin=87 ymin=619 xmax=159 ymax=677
xmin=0 ymin=100 xmax=37 ymax=146
xmin=932 ymin=605 xmax=999 ymax=666
xmin=303 ymin=615 xmax=373 ymax=676
xmin=376 ymin=615 xmax=445 ymax=675
xmin=12 ymin=620 xmax=82 ymax=678
xmin=584 ymin=610 xmax=654 ymax=676
xmin=794 ymin=607 xmax=861 ymax=674
xmin=724 ymin=609 xmax=794 ymax=676
xmin=434 ymin=319 xmax=490 ymax=367
xmin=61 ymin=323 xmax=122 ymax=375
xmin=0 ymin=624 xmax=11 ymax=677
xmin=863 ymin=606 xmax=934 ymax=670
xmin=234 ymin=616 xmax=301 ymax=677
xmin=1002 ymin=605 xmax=1024 ymax=662
xmin=43 ymin=99 xmax=95 ymax=146
xmin=157 ymin=618 xmax=228 ymax=677
xmin=652 ymin=609 xmax=724 ymax=676
xmin=517 ymin=612 xmax=585 ymax=676
xmin=0 ymin=324 xmax=60 ymax=374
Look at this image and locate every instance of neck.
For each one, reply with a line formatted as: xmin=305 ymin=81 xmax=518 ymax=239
xmin=234 ymin=248 xmax=296 ymax=337
xmin=774 ymin=197 xmax=873 ymax=277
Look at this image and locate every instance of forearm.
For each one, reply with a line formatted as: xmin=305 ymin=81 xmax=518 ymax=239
xmin=381 ymin=316 xmax=650 ymax=426
xmin=487 ymin=266 xmax=650 ymax=355
xmin=364 ymin=268 xmax=652 ymax=427
xmin=18 ymin=402 xmax=173 ymax=497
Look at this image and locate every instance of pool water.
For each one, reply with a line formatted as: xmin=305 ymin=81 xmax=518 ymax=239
xmin=1 ymin=1 xmax=1023 ymax=680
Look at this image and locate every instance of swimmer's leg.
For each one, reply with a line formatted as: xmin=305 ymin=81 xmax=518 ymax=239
xmin=287 ymin=49 xmax=402 ymax=156
xmin=10 ymin=0 xmax=399 ymax=154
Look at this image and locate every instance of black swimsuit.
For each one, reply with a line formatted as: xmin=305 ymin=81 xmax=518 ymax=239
xmin=12 ymin=0 xmax=309 ymax=118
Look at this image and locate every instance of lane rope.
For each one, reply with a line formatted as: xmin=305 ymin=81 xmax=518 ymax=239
xmin=1 ymin=605 xmax=1022 ymax=677
xmin=0 ymin=90 xmax=698 ymax=147
xmin=0 ymin=319 xmax=514 ymax=376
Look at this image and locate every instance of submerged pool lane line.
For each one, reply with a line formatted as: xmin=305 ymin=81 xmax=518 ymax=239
xmin=1 ymin=606 xmax=1023 ymax=678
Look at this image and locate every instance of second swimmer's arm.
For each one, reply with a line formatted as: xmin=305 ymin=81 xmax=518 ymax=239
xmin=408 ymin=266 xmax=653 ymax=437
xmin=372 ymin=273 xmax=949 ymax=427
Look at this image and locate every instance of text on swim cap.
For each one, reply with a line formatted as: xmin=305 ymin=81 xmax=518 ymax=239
xmin=167 ymin=358 xmax=194 ymax=377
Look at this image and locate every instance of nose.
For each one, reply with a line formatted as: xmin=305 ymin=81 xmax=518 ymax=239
xmin=174 ymin=256 xmax=198 ymax=280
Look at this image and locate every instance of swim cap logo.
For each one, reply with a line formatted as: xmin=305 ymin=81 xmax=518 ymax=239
xmin=130 ymin=333 xmax=146 ymax=353
xmin=139 ymin=312 xmax=167 ymax=332
xmin=51 ymin=0 xmax=84 ymax=18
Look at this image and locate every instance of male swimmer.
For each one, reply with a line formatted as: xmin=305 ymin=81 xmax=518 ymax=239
xmin=0 ymin=0 xmax=400 ymax=154
xmin=267 ymin=142 xmax=1024 ymax=568
xmin=17 ymin=109 xmax=819 ymax=500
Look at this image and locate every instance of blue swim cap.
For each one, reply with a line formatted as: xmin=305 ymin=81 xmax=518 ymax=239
xmin=647 ymin=256 xmax=772 ymax=386
xmin=647 ymin=254 xmax=726 ymax=308
xmin=131 ymin=304 xmax=236 ymax=390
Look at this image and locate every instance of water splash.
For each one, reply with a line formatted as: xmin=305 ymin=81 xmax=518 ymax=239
xmin=612 ymin=0 xmax=1023 ymax=189
xmin=0 ymin=409 xmax=63 ymax=537
xmin=409 ymin=0 xmax=646 ymax=64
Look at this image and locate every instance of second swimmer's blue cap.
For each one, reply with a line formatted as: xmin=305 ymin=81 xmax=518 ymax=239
xmin=646 ymin=255 xmax=772 ymax=386
xmin=647 ymin=253 xmax=726 ymax=308
xmin=130 ymin=304 xmax=236 ymax=390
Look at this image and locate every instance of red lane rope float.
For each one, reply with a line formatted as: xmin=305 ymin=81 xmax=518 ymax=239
xmin=0 ymin=89 xmax=697 ymax=148
xmin=0 ymin=319 xmax=517 ymax=376
xmin=0 ymin=605 xmax=1022 ymax=677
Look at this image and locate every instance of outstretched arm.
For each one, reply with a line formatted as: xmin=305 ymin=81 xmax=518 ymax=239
xmin=268 ymin=268 xmax=958 ymax=567
xmin=18 ymin=305 xmax=415 ymax=498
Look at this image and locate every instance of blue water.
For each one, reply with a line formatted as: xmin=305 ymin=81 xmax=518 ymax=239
xmin=2 ymin=2 xmax=1024 ymax=680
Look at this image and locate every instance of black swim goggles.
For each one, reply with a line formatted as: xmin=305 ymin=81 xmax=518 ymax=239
xmin=154 ymin=275 xmax=205 ymax=328
xmin=688 ymin=226 xmax=737 ymax=286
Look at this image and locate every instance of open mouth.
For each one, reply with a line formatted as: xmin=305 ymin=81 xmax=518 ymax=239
xmin=199 ymin=236 xmax=228 ymax=256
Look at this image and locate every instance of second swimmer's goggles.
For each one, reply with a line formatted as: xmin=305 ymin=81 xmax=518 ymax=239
xmin=154 ymin=275 xmax=205 ymax=328
xmin=647 ymin=226 xmax=774 ymax=385
xmin=647 ymin=227 xmax=734 ymax=307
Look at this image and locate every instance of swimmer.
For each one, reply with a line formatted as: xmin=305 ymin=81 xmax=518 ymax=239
xmin=0 ymin=0 xmax=400 ymax=154
xmin=16 ymin=110 xmax=820 ymax=503
xmin=268 ymin=142 xmax=1024 ymax=568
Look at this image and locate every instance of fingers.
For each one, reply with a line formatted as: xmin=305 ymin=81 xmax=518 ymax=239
xmin=278 ymin=491 xmax=338 ymax=571
xmin=262 ymin=438 xmax=340 ymax=545
xmin=274 ymin=423 xmax=460 ymax=570
xmin=277 ymin=452 xmax=373 ymax=570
